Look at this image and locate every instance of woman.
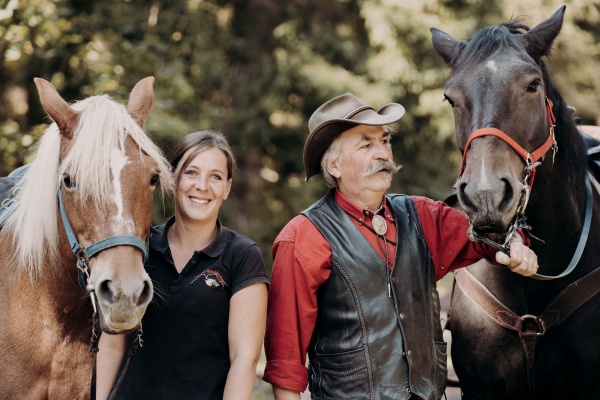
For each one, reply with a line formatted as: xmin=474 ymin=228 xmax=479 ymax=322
xmin=96 ymin=131 xmax=269 ymax=400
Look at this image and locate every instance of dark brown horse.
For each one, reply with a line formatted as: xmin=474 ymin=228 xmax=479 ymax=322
xmin=0 ymin=78 xmax=172 ymax=399
xmin=432 ymin=7 xmax=600 ymax=399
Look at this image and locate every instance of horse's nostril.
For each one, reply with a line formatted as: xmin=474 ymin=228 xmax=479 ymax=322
xmin=137 ymin=280 xmax=152 ymax=307
xmin=458 ymin=182 xmax=477 ymax=212
xmin=500 ymin=178 xmax=514 ymax=211
xmin=97 ymin=279 xmax=115 ymax=305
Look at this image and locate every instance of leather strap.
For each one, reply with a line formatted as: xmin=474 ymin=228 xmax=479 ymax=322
xmin=459 ymin=95 xmax=557 ymax=188
xmin=58 ymin=186 xmax=148 ymax=289
xmin=455 ymin=266 xmax=600 ymax=397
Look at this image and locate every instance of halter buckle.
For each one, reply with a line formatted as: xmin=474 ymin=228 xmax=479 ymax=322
xmin=525 ymin=153 xmax=533 ymax=168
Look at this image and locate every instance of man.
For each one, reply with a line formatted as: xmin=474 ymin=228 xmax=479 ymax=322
xmin=263 ymin=93 xmax=539 ymax=400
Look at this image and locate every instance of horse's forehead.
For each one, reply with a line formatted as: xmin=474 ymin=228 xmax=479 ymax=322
xmin=449 ymin=51 xmax=539 ymax=91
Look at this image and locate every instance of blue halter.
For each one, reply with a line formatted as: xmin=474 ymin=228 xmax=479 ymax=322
xmin=57 ymin=186 xmax=148 ymax=289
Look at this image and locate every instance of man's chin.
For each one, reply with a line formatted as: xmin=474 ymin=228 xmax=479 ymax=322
xmin=378 ymin=171 xmax=392 ymax=184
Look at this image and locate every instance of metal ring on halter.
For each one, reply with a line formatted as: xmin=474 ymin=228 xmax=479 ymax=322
xmin=1 ymin=198 xmax=14 ymax=209
xmin=517 ymin=184 xmax=531 ymax=216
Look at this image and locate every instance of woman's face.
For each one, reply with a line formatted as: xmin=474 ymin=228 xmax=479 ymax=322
xmin=175 ymin=147 xmax=232 ymax=226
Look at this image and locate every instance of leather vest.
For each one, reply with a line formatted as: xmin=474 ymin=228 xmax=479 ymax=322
xmin=302 ymin=192 xmax=447 ymax=400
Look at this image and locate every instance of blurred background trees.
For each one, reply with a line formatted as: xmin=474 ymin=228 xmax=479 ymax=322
xmin=2 ymin=0 xmax=599 ymax=271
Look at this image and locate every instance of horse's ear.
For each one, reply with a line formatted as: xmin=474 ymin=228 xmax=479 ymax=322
xmin=431 ymin=28 xmax=465 ymax=65
xmin=33 ymin=78 xmax=79 ymax=139
xmin=127 ymin=76 xmax=155 ymax=128
xmin=523 ymin=6 xmax=565 ymax=61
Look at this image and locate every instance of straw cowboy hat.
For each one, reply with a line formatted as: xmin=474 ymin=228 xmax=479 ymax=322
xmin=303 ymin=93 xmax=406 ymax=181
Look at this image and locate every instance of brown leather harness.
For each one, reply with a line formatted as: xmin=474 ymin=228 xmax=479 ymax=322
xmin=454 ymin=262 xmax=600 ymax=397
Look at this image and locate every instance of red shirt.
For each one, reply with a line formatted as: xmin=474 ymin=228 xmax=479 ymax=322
xmin=263 ymin=191 xmax=500 ymax=392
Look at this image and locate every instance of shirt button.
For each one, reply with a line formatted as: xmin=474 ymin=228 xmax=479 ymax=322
xmin=170 ymin=285 xmax=178 ymax=293
xmin=399 ymin=312 xmax=405 ymax=319
xmin=402 ymin=351 xmax=406 ymax=356
xmin=407 ymin=350 xmax=412 ymax=357
xmin=392 ymin=276 xmax=397 ymax=283
xmin=405 ymin=387 xmax=411 ymax=393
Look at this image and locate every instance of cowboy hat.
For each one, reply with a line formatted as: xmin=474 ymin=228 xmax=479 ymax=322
xmin=303 ymin=93 xmax=405 ymax=181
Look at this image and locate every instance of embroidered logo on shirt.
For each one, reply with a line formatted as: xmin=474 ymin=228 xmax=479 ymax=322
xmin=190 ymin=269 xmax=229 ymax=289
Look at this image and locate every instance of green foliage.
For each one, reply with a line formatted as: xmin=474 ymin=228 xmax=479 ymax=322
xmin=2 ymin=0 xmax=599 ymax=273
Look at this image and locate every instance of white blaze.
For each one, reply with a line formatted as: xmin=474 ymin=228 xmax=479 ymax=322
xmin=110 ymin=148 xmax=128 ymax=223
xmin=479 ymin=156 xmax=492 ymax=189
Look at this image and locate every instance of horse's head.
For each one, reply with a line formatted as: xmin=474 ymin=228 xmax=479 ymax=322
xmin=431 ymin=7 xmax=565 ymax=241
xmin=27 ymin=78 xmax=172 ymax=333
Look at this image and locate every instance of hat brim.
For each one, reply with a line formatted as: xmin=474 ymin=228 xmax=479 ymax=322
xmin=303 ymin=103 xmax=405 ymax=180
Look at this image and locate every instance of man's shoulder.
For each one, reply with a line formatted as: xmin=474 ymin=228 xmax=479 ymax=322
xmin=408 ymin=195 xmax=437 ymax=206
xmin=275 ymin=214 xmax=317 ymax=244
xmin=387 ymin=194 xmax=448 ymax=219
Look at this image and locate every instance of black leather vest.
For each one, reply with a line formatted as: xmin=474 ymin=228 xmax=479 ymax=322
xmin=302 ymin=192 xmax=447 ymax=400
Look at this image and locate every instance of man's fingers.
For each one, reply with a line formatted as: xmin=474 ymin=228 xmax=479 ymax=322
xmin=495 ymin=241 xmax=539 ymax=276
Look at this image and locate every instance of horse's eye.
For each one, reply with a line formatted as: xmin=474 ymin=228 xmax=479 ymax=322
xmin=150 ymin=174 xmax=159 ymax=187
xmin=63 ymin=175 xmax=75 ymax=189
xmin=526 ymin=81 xmax=541 ymax=93
xmin=443 ymin=94 xmax=455 ymax=107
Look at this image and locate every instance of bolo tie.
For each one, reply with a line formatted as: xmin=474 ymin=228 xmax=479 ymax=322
xmin=345 ymin=210 xmax=397 ymax=297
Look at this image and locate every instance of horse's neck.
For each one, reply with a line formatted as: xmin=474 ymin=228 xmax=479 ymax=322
xmin=31 ymin=223 xmax=93 ymax=325
xmin=1 ymin=226 xmax=92 ymax=347
xmin=528 ymin=168 xmax=599 ymax=276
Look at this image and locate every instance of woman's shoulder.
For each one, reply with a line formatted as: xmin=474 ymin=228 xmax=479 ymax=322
xmin=223 ymin=227 xmax=260 ymax=252
xmin=221 ymin=227 xmax=267 ymax=280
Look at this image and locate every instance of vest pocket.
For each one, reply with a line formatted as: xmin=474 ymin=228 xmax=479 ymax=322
xmin=310 ymin=347 xmax=369 ymax=399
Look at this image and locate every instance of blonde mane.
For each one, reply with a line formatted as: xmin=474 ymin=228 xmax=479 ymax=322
xmin=6 ymin=94 xmax=172 ymax=278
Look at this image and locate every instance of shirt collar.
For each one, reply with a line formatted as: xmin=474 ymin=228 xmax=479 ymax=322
xmin=333 ymin=189 xmax=394 ymax=222
xmin=150 ymin=216 xmax=229 ymax=258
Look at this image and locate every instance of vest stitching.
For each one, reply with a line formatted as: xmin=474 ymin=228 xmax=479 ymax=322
xmin=332 ymin=261 xmax=376 ymax=400
xmin=320 ymin=363 xmax=367 ymax=376
xmin=427 ymin=252 xmax=438 ymax=395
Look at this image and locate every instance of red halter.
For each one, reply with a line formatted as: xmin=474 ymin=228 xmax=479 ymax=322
xmin=458 ymin=96 xmax=557 ymax=187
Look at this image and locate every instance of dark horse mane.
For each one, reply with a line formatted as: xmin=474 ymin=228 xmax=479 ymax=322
xmin=451 ymin=19 xmax=588 ymax=190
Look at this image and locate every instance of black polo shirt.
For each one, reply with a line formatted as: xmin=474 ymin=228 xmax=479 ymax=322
xmin=113 ymin=217 xmax=269 ymax=400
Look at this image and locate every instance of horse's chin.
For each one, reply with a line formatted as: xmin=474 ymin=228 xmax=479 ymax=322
xmin=97 ymin=308 xmax=144 ymax=334
xmin=100 ymin=323 xmax=139 ymax=335
xmin=469 ymin=218 xmax=510 ymax=242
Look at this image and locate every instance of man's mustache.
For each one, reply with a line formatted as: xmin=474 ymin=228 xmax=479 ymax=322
xmin=363 ymin=160 xmax=402 ymax=177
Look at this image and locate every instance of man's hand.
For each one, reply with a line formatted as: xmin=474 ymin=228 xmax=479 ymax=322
xmin=495 ymin=235 xmax=539 ymax=276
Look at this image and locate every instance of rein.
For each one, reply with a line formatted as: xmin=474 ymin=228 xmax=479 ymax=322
xmin=58 ymin=186 xmax=148 ymax=352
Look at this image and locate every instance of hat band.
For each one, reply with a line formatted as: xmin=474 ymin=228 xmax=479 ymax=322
xmin=343 ymin=105 xmax=374 ymax=119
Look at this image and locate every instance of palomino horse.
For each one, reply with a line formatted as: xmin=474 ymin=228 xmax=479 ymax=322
xmin=0 ymin=78 xmax=172 ymax=399
xmin=432 ymin=7 xmax=600 ymax=399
